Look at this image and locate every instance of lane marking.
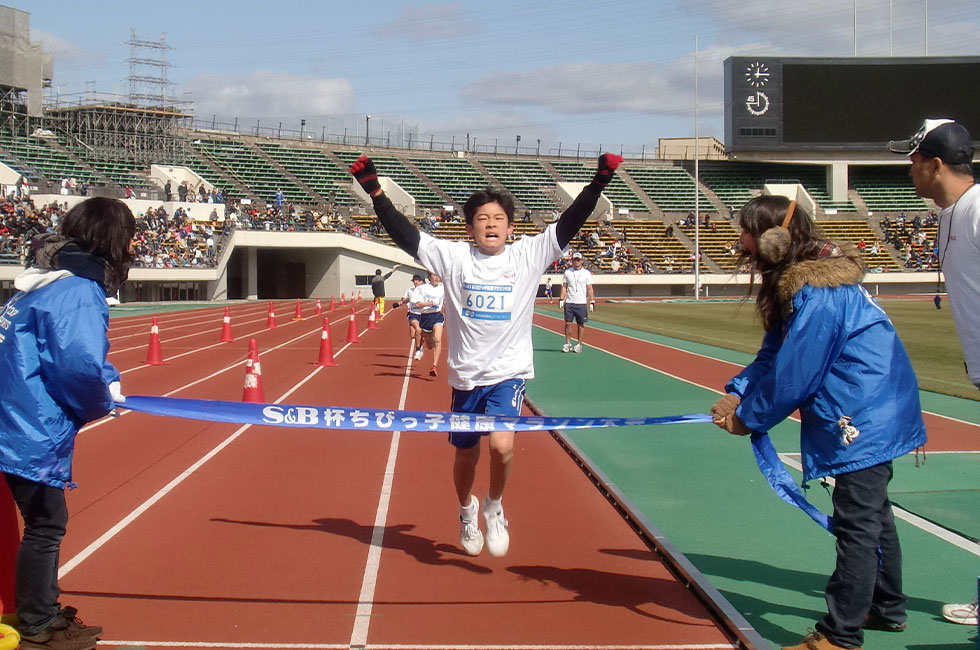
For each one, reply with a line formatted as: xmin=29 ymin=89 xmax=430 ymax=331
xmin=534 ymin=312 xmax=980 ymax=429
xmin=97 ymin=642 xmax=735 ymax=649
xmin=60 ymin=324 xmax=375 ymax=578
xmin=531 ymin=321 xmax=980 ymax=554
xmin=349 ymin=341 xmax=414 ymax=648
xmin=777 ymin=455 xmax=980 ymax=558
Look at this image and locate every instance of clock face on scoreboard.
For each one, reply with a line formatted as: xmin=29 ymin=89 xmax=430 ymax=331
xmin=744 ymin=61 xmax=770 ymax=88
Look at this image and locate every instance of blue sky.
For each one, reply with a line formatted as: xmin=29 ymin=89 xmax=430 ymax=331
xmin=20 ymin=0 xmax=980 ymax=155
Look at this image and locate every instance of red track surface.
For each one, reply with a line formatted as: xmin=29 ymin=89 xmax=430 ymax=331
xmin=8 ymin=301 xmax=741 ymax=649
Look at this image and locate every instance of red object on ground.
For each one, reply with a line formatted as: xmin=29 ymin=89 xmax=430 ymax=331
xmin=143 ymin=316 xmax=165 ymax=365
xmin=266 ymin=302 xmax=277 ymax=329
xmin=242 ymin=338 xmax=265 ymax=403
xmin=345 ymin=307 xmax=361 ymax=343
xmin=293 ymin=298 xmax=304 ymax=320
xmin=328 ymin=296 xmax=335 ymax=311
xmin=314 ymin=318 xmax=338 ymax=367
xmin=340 ymin=293 xmax=347 ymax=307
xmin=219 ymin=306 xmax=233 ymax=342
xmin=314 ymin=298 xmax=322 ymax=316
xmin=0 ymin=479 xmax=18 ymax=619
xmin=367 ymin=304 xmax=378 ymax=330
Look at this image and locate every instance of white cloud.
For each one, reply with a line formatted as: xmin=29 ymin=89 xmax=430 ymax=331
xmin=182 ymin=71 xmax=354 ymax=122
xmin=30 ymin=28 xmax=105 ymax=67
xmin=460 ymin=43 xmax=763 ymax=118
xmin=374 ymin=2 xmax=479 ymax=41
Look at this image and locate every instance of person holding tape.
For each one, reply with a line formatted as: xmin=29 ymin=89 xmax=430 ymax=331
xmin=350 ymin=152 xmax=621 ymax=557
xmin=0 ymin=197 xmax=133 ymax=650
xmin=710 ymin=195 xmax=927 ymax=650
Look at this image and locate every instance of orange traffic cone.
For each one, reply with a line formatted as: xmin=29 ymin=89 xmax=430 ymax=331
xmin=328 ymin=295 xmax=335 ymax=311
xmin=314 ymin=298 xmax=322 ymax=316
xmin=266 ymin=301 xmax=277 ymax=329
xmin=293 ymin=297 xmax=305 ymax=320
xmin=357 ymin=290 xmax=362 ymax=302
xmin=345 ymin=306 xmax=361 ymax=343
xmin=367 ymin=304 xmax=378 ymax=330
xmin=314 ymin=317 xmax=338 ymax=366
xmin=340 ymin=293 xmax=347 ymax=306
xmin=242 ymin=338 xmax=265 ymax=403
xmin=143 ymin=315 xmax=165 ymax=365
xmin=218 ymin=306 xmax=233 ymax=342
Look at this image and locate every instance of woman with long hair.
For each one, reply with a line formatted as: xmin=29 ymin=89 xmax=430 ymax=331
xmin=711 ymin=195 xmax=927 ymax=650
xmin=1 ymin=197 xmax=135 ymax=650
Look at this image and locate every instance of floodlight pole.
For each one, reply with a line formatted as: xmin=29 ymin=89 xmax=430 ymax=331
xmin=694 ymin=36 xmax=700 ymax=301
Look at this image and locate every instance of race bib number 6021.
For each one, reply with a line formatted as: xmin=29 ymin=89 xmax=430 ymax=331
xmin=461 ymin=282 xmax=512 ymax=321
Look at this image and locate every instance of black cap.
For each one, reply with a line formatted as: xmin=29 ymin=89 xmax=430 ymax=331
xmin=411 ymin=274 xmax=423 ymax=281
xmin=889 ymin=119 xmax=974 ymax=164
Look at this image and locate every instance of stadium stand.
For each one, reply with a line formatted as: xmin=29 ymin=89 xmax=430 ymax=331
xmin=332 ymin=150 xmax=443 ymax=208
xmin=257 ymin=143 xmax=359 ymax=206
xmin=190 ymin=139 xmax=312 ymax=205
xmin=612 ymin=219 xmax=692 ymax=273
xmin=627 ymin=166 xmax=713 ymax=214
xmin=478 ymin=158 xmax=559 ymax=212
xmin=550 ymin=160 xmax=647 ymax=212
xmin=408 ymin=157 xmax=494 ymax=205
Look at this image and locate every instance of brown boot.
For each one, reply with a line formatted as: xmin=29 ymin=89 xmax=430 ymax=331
xmin=781 ymin=630 xmax=861 ymax=650
xmin=60 ymin=606 xmax=103 ymax=638
xmin=18 ymin=616 xmax=97 ymax=650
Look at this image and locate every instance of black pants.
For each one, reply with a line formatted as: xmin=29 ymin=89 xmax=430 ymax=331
xmin=4 ymin=473 xmax=67 ymax=635
xmin=816 ymin=461 xmax=906 ymax=648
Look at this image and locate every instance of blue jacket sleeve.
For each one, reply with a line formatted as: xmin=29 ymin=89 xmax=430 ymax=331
xmin=735 ymin=289 xmax=845 ymax=434
xmin=38 ymin=297 xmax=114 ymax=423
xmin=725 ymin=328 xmax=781 ymax=398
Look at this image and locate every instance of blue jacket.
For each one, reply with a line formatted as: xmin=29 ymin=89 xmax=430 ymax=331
xmin=727 ymin=251 xmax=927 ymax=481
xmin=0 ymin=270 xmax=120 ymax=488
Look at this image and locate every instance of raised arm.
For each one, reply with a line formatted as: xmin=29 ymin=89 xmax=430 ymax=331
xmin=349 ymin=156 xmax=421 ymax=257
xmin=555 ymin=153 xmax=623 ymax=249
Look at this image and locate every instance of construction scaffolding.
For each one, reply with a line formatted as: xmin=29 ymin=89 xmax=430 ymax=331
xmin=49 ymin=101 xmax=190 ymax=166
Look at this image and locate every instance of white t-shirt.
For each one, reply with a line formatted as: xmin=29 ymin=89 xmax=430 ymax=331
xmin=562 ymin=267 xmax=593 ymax=304
xmin=415 ymin=282 xmax=445 ymax=314
xmin=403 ymin=285 xmax=424 ymax=315
xmin=939 ymin=183 xmax=980 ymax=385
xmin=416 ymin=224 xmax=563 ymax=390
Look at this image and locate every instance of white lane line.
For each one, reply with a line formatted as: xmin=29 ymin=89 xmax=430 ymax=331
xmin=532 ymin=322 xmax=980 ymax=554
xmin=97 ymin=642 xmax=735 ymax=649
xmin=59 ymin=326 xmax=371 ymax=578
xmin=534 ymin=312 xmax=980 ymax=428
xmin=349 ymin=341 xmax=415 ymax=648
xmin=777 ymin=454 xmax=980 ymax=558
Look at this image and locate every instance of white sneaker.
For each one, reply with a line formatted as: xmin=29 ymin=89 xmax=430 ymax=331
xmin=573 ymin=343 xmax=582 ymax=353
xmin=459 ymin=496 xmax=484 ymax=556
xmin=413 ymin=347 xmax=423 ymax=361
xmin=561 ymin=343 xmax=571 ymax=353
xmin=942 ymin=600 xmax=978 ymax=625
xmin=481 ymin=496 xmax=510 ymax=557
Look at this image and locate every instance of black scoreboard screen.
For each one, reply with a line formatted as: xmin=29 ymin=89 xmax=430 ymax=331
xmin=724 ymin=56 xmax=980 ymax=152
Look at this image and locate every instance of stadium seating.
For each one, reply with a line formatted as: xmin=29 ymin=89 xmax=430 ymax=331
xmin=190 ymin=139 xmax=312 ymax=204
xmin=332 ymin=151 xmax=443 ymax=208
xmin=850 ymin=166 xmax=929 ymax=213
xmin=478 ymin=159 xmax=558 ymax=211
xmin=626 ymin=166 xmax=712 ymax=214
xmin=409 ymin=157 xmax=494 ymax=205
xmin=550 ymin=160 xmax=647 ymax=212
xmin=611 ymin=219 xmax=691 ymax=272
xmin=677 ymin=220 xmax=743 ymax=271
xmin=0 ymin=134 xmax=101 ymax=187
xmin=257 ymin=143 xmax=359 ymax=206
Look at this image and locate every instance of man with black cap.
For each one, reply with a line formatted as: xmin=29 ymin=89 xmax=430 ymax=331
xmin=891 ymin=119 xmax=979 ymax=627
xmin=370 ymin=264 xmax=400 ymax=316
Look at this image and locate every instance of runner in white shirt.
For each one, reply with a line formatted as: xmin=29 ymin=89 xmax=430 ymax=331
xmin=349 ymin=152 xmax=623 ymax=558
xmin=413 ymin=272 xmax=446 ymax=376
xmin=399 ymin=274 xmax=426 ymax=361
xmin=559 ymin=251 xmax=595 ymax=353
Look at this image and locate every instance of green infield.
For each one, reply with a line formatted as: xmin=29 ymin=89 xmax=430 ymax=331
xmin=539 ymin=298 xmax=979 ymax=400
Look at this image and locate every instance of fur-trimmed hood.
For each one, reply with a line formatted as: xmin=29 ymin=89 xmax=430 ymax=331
xmin=776 ymin=244 xmax=865 ymax=305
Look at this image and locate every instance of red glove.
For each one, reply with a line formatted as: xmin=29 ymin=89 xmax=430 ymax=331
xmin=591 ymin=153 xmax=624 ymax=189
xmin=349 ymin=155 xmax=381 ymax=196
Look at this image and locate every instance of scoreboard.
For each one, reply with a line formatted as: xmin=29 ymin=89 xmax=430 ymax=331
xmin=724 ymin=56 xmax=980 ymax=152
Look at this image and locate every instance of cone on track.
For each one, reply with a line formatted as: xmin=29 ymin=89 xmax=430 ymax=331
xmin=357 ymin=290 xmax=362 ymax=302
xmin=142 ymin=315 xmax=165 ymax=365
xmin=266 ymin=301 xmax=277 ymax=329
xmin=367 ymin=304 xmax=378 ymax=330
xmin=242 ymin=338 xmax=265 ymax=403
xmin=340 ymin=293 xmax=347 ymax=306
xmin=345 ymin=306 xmax=361 ymax=343
xmin=293 ymin=297 xmax=305 ymax=320
xmin=314 ymin=298 xmax=323 ymax=316
xmin=218 ymin=306 xmax=234 ymax=342
xmin=313 ymin=317 xmax=338 ymax=366
xmin=328 ymin=295 xmax=335 ymax=311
